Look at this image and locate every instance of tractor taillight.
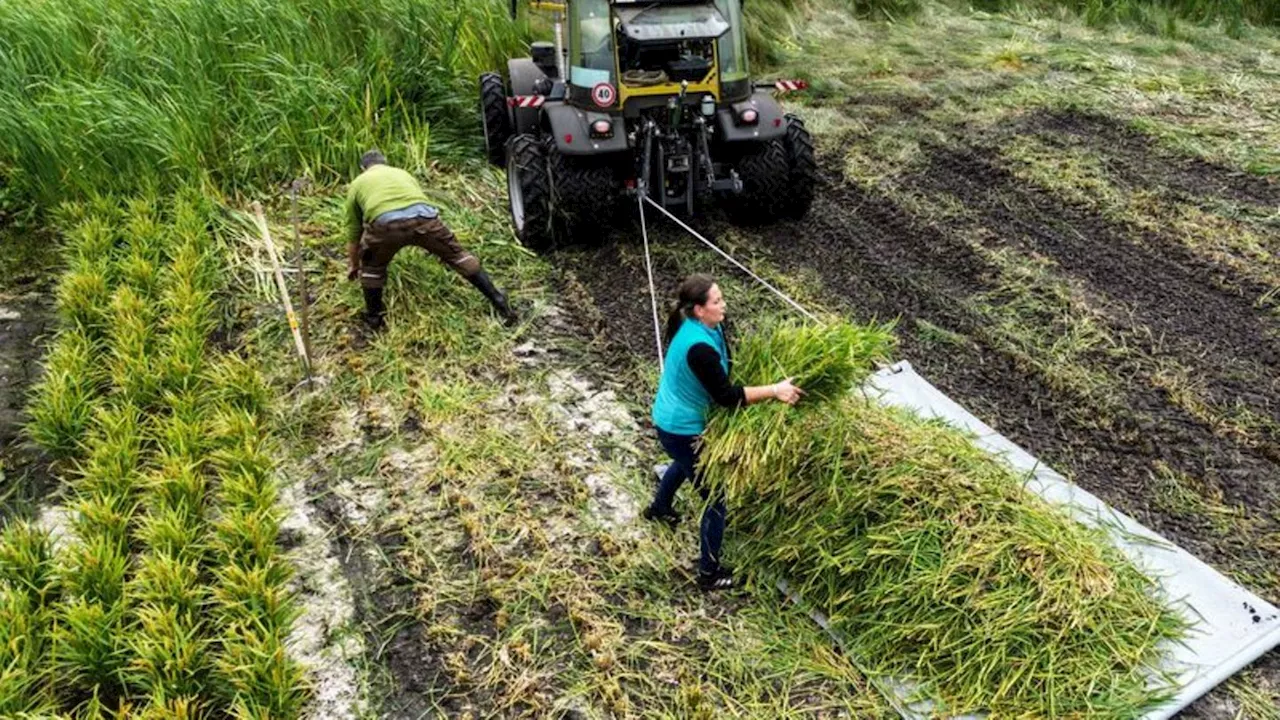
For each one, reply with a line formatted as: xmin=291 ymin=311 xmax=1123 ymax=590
xmin=739 ymin=108 xmax=759 ymax=124
xmin=590 ymin=119 xmax=613 ymax=138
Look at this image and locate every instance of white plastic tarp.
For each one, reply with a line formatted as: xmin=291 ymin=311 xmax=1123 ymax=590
xmin=844 ymin=360 xmax=1280 ymax=719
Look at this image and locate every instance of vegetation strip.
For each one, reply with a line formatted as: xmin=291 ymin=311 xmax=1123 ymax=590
xmin=0 ymin=194 xmax=303 ymax=717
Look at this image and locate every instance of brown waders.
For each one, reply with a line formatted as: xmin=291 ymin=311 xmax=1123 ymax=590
xmin=357 ymin=215 xmax=516 ymax=328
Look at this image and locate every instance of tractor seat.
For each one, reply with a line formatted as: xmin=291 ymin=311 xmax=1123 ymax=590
xmin=623 ymin=69 xmax=668 ymax=86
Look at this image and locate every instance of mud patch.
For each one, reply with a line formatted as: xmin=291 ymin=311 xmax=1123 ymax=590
xmin=915 ymin=143 xmax=1280 ymax=371
xmin=280 ymin=477 xmax=366 ymax=720
xmin=552 ymin=239 xmax=691 ymax=363
xmin=0 ymin=238 xmax=57 ymax=516
xmin=0 ymin=299 xmax=51 ymax=448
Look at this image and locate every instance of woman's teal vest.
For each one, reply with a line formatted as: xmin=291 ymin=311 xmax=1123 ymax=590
xmin=651 ymin=318 xmax=729 ymax=435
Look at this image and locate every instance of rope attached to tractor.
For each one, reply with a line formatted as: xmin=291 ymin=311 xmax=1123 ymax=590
xmin=635 ymin=192 xmax=823 ymax=369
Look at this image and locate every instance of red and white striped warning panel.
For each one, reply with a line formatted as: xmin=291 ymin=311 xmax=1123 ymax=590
xmin=774 ymin=79 xmax=809 ymax=93
xmin=508 ymin=95 xmax=546 ymax=108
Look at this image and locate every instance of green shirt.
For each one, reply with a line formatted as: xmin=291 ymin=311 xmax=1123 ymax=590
xmin=344 ymin=164 xmax=435 ymax=245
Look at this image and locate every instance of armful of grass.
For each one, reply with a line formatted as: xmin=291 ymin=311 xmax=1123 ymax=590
xmin=731 ymin=321 xmax=895 ymax=404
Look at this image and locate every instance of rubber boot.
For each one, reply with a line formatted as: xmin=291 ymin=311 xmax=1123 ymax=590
xmin=362 ymin=287 xmax=386 ymax=331
xmin=467 ymin=270 xmax=518 ymax=326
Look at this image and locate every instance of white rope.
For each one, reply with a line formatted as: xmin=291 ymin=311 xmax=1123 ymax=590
xmin=642 ymin=196 xmax=822 ymax=324
xmin=638 ymin=194 xmax=665 ymax=373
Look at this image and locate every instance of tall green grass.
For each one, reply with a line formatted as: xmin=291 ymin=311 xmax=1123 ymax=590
xmin=0 ymin=0 xmax=530 ymax=210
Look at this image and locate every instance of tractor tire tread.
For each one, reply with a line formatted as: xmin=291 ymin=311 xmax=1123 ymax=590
xmin=480 ymin=72 xmax=511 ymax=167
xmin=782 ymin=114 xmax=817 ymax=219
xmin=507 ymin=134 xmax=554 ymax=252
xmin=727 ymin=139 xmax=789 ymax=225
xmin=545 ymin=136 xmax=617 ymax=242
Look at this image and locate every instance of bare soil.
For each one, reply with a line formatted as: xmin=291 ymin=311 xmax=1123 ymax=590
xmin=0 ymin=238 xmax=57 ymax=517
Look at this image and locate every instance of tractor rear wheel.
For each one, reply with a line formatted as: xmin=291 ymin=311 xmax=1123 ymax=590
xmin=545 ymin=137 xmax=618 ymax=242
xmin=782 ymin=114 xmax=817 ymax=219
xmin=506 ymin=134 xmax=553 ymax=251
xmin=480 ymin=72 xmax=511 ymax=167
xmin=725 ymin=139 xmax=789 ymax=225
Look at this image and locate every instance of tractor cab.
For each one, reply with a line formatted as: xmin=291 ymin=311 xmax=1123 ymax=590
xmin=565 ymin=0 xmax=752 ymax=112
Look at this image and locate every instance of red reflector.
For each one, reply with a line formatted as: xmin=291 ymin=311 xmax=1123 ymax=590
xmin=625 ymin=178 xmax=636 ymax=189
xmin=564 ymin=133 xmax=573 ymax=144
xmin=774 ymin=118 xmax=782 ymax=127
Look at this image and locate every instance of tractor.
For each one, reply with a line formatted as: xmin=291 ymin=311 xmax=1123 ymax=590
xmin=480 ymin=0 xmax=817 ymax=250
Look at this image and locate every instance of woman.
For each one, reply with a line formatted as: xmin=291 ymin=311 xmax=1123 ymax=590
xmin=644 ymin=274 xmax=803 ymax=591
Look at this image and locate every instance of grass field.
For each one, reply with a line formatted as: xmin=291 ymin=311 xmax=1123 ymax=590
xmin=2 ymin=0 xmax=1279 ymax=717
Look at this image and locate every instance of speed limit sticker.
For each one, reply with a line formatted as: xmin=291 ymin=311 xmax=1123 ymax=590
xmin=591 ymin=82 xmax=616 ymax=108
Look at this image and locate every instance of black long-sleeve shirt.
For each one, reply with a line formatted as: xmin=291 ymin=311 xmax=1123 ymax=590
xmin=687 ymin=342 xmax=746 ymax=408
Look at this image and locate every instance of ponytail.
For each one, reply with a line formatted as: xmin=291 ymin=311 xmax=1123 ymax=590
xmin=664 ymin=306 xmax=685 ymax=348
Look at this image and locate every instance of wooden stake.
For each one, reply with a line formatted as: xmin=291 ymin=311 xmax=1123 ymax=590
xmin=291 ymin=180 xmax=313 ymax=363
xmin=252 ymin=201 xmax=311 ymax=379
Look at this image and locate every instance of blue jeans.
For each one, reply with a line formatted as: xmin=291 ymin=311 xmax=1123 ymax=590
xmin=651 ymin=428 xmax=726 ymax=576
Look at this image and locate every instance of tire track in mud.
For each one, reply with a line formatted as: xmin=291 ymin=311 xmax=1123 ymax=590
xmin=916 ymin=144 xmax=1280 ymax=377
xmin=912 ymin=141 xmax=1280 ymax=463
xmin=1013 ymin=109 xmax=1280 ymax=210
xmin=993 ymin=132 xmax=1280 ymax=309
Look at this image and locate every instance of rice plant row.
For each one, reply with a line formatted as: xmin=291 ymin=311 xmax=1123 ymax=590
xmin=0 ymin=192 xmax=304 ymax=718
xmin=701 ymin=321 xmax=1188 ymax=717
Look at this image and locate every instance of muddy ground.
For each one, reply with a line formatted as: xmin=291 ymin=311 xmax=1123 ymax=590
xmin=551 ymin=105 xmax=1280 ymax=718
xmin=0 ymin=236 xmax=57 ymax=518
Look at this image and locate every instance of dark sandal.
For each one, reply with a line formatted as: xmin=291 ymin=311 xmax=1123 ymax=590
xmin=642 ymin=504 xmax=681 ymax=527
